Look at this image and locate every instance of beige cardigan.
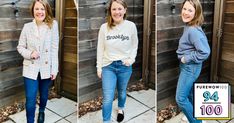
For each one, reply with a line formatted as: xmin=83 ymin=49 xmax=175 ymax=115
xmin=17 ymin=19 xmax=59 ymax=80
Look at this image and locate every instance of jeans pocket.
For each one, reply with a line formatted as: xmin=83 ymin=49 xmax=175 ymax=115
xmin=119 ymin=64 xmax=132 ymax=73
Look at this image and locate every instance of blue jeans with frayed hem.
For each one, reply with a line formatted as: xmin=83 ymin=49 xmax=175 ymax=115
xmin=102 ymin=60 xmax=132 ymax=122
xmin=176 ymin=62 xmax=202 ymax=123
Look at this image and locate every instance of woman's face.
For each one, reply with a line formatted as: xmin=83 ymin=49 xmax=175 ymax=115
xmin=111 ymin=1 xmax=126 ymax=24
xmin=33 ymin=2 xmax=46 ymax=23
xmin=181 ymin=1 xmax=195 ymax=23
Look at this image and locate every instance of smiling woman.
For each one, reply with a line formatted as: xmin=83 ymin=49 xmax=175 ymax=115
xmin=96 ymin=0 xmax=138 ymax=123
xmin=107 ymin=0 xmax=127 ymax=28
xmin=31 ymin=0 xmax=54 ymax=29
xmin=33 ymin=2 xmax=46 ymax=24
xmin=175 ymin=0 xmax=210 ymax=123
xmin=17 ymin=0 xmax=59 ymax=123
xmin=181 ymin=1 xmax=195 ymax=23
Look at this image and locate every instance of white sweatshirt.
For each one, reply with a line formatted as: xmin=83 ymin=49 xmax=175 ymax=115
xmin=96 ymin=20 xmax=138 ymax=73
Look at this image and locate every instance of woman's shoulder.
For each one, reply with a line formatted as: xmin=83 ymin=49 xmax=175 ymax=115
xmin=100 ymin=23 xmax=108 ymax=30
xmin=187 ymin=26 xmax=203 ymax=32
xmin=187 ymin=26 xmax=206 ymax=39
xmin=100 ymin=22 xmax=107 ymax=27
xmin=187 ymin=26 xmax=204 ymax=34
xmin=124 ymin=20 xmax=136 ymax=26
xmin=51 ymin=19 xmax=59 ymax=29
xmin=22 ymin=21 xmax=35 ymax=30
xmin=52 ymin=19 xmax=58 ymax=25
xmin=24 ymin=20 xmax=34 ymax=26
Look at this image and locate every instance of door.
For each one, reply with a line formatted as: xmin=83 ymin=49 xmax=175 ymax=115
xmin=211 ymin=0 xmax=234 ymax=101
xmin=56 ymin=0 xmax=77 ymax=100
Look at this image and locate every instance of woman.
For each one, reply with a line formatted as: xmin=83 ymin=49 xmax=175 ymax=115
xmin=96 ymin=0 xmax=138 ymax=122
xmin=175 ymin=0 xmax=210 ymax=123
xmin=17 ymin=0 xmax=59 ymax=123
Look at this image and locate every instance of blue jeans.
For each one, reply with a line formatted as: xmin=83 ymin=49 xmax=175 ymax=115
xmin=176 ymin=62 xmax=202 ymax=123
xmin=102 ymin=60 xmax=132 ymax=123
xmin=24 ymin=73 xmax=51 ymax=123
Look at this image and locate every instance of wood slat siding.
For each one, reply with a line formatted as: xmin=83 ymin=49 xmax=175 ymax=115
xmin=60 ymin=0 xmax=77 ymax=100
xmin=0 ymin=0 xmax=55 ymax=108
xmin=157 ymin=0 xmax=214 ymax=110
xmin=217 ymin=0 xmax=234 ymax=101
xmin=79 ymin=0 xmax=144 ymax=103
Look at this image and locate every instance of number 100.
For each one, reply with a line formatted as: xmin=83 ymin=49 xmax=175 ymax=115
xmin=200 ymin=105 xmax=222 ymax=115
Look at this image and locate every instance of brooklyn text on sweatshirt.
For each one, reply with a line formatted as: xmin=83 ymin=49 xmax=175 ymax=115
xmin=96 ymin=20 xmax=138 ymax=73
xmin=176 ymin=25 xmax=210 ymax=63
xmin=106 ymin=34 xmax=129 ymax=41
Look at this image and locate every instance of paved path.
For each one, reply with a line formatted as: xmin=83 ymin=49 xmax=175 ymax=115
xmin=4 ymin=89 xmax=156 ymax=123
xmin=4 ymin=97 xmax=77 ymax=123
xmin=79 ymin=89 xmax=156 ymax=123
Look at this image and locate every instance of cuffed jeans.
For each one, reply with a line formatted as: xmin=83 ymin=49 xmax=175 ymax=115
xmin=102 ymin=60 xmax=132 ymax=123
xmin=176 ymin=62 xmax=202 ymax=123
xmin=24 ymin=73 xmax=51 ymax=123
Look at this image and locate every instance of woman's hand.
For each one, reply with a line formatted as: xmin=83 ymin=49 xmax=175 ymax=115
xmin=181 ymin=56 xmax=186 ymax=63
xmin=97 ymin=71 xmax=102 ymax=79
xmin=30 ymin=51 xmax=40 ymax=59
xmin=122 ymin=59 xmax=131 ymax=66
xmin=51 ymin=74 xmax=56 ymax=80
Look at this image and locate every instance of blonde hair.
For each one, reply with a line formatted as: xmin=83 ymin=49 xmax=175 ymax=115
xmin=107 ymin=0 xmax=127 ymax=29
xmin=182 ymin=0 xmax=204 ymax=26
xmin=31 ymin=0 xmax=54 ymax=28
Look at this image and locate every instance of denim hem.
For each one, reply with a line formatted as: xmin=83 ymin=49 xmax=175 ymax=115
xmin=103 ymin=120 xmax=111 ymax=123
xmin=118 ymin=107 xmax=124 ymax=110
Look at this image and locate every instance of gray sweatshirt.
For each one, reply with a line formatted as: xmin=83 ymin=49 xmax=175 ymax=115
xmin=176 ymin=25 xmax=210 ymax=63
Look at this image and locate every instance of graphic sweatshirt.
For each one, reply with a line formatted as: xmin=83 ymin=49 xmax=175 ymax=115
xmin=176 ymin=25 xmax=210 ymax=63
xmin=96 ymin=20 xmax=138 ymax=73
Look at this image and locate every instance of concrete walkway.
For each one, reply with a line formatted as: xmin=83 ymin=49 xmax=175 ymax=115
xmin=3 ymin=97 xmax=77 ymax=123
xmin=3 ymin=89 xmax=155 ymax=123
xmin=78 ymin=89 xmax=156 ymax=123
xmin=164 ymin=104 xmax=234 ymax=123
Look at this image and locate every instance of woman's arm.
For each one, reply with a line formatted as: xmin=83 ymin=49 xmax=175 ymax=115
xmin=51 ymin=20 xmax=59 ymax=78
xmin=184 ymin=28 xmax=210 ymax=63
xmin=17 ymin=25 xmax=33 ymax=59
xmin=129 ymin=23 xmax=138 ymax=65
xmin=96 ymin=25 xmax=105 ymax=78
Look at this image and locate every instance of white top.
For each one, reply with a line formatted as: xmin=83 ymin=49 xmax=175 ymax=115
xmin=96 ymin=20 xmax=138 ymax=73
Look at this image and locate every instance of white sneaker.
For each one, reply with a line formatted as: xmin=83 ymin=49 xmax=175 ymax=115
xmin=181 ymin=115 xmax=189 ymax=123
xmin=181 ymin=114 xmax=206 ymax=123
xmin=182 ymin=115 xmax=188 ymax=121
xmin=202 ymin=120 xmax=207 ymax=123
